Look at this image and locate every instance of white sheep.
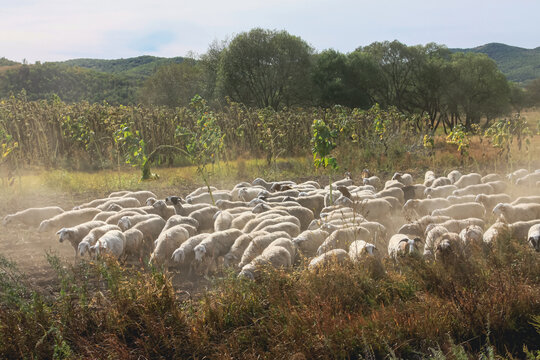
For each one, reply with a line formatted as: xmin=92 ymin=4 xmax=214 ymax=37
xmin=38 ymin=208 xmax=102 ymax=233
xmin=91 ymin=230 xmax=125 ymax=258
xmin=213 ymin=211 xmax=234 ymax=232
xmin=317 ymin=226 xmax=371 ymax=255
xmin=238 ymin=231 xmax=292 ymax=269
xmin=452 ymin=183 xmax=494 ymax=197
xmin=104 ymin=210 xmax=148 ymax=225
xmin=481 ymin=173 xmax=502 ymax=183
xmin=431 ymin=177 xmax=452 ymax=188
xmin=259 ymin=222 xmax=301 ymax=238
xmin=403 ymin=198 xmax=451 ymax=217
xmin=186 ymin=191 xmax=232 ymax=205
xmin=397 ymin=215 xmax=452 ymax=238
xmin=459 ymin=225 xmax=484 ymax=247
xmin=492 ymin=203 xmax=540 ymax=223
xmin=162 ymin=215 xmax=200 ymax=233
xmin=188 ymin=186 xmax=220 ymax=198
xmin=108 ymin=190 xmax=131 ymax=198
xmin=483 ymin=222 xmax=508 ymax=244
xmin=384 ymin=179 xmax=404 ymax=189
xmin=424 ymin=171 xmax=436 ymax=187
xmin=150 ymin=225 xmax=190 ymax=269
xmin=424 ymin=225 xmax=450 ymax=257
xmin=401 ymin=184 xmax=427 ymax=202
xmin=188 ymin=206 xmax=219 ymax=231
xmin=250 ymin=215 xmax=301 ymax=233
xmin=123 ymin=228 xmax=145 ymax=260
xmin=78 ymin=224 xmax=121 ymax=257
xmin=73 ymin=197 xmax=120 ymax=210
xmin=363 ymin=176 xmax=381 ymax=188
xmin=92 ymin=211 xmax=116 ymax=222
xmin=483 ymin=180 xmax=507 ymax=193
xmin=121 ymin=190 xmax=157 ymax=205
xmin=132 ymin=217 xmax=166 ymax=253
xmin=308 ymin=249 xmax=349 ymax=269
xmin=376 ymin=187 xmax=405 ymax=204
xmin=348 ymin=240 xmax=379 ymax=263
xmin=171 ymin=233 xmax=208 ymax=274
xmin=267 ymin=238 xmax=296 ymax=261
xmin=166 ymin=196 xmax=209 ymax=216
xmin=292 ymin=229 xmax=329 ymax=259
xmin=516 ymin=172 xmax=540 ymax=186
xmin=96 ymin=197 xmax=141 ymax=211
xmin=431 ymin=202 xmax=485 ymax=220
xmin=454 ymin=173 xmax=482 ymax=188
xmin=193 ymin=228 xmax=244 ymax=275
xmin=509 ymin=220 xmax=540 ymax=243
xmin=284 ymin=194 xmax=325 ymax=218
xmin=432 ymin=232 xmax=463 ymax=262
xmin=239 ymin=244 xmax=292 ymax=279
xmin=510 ymin=196 xmax=540 ymax=206
xmin=424 ymin=185 xmax=458 ymax=198
xmin=118 ymin=214 xmax=161 ymax=231
xmin=447 ymin=170 xmax=462 ymax=184
xmin=392 ymin=172 xmax=413 ymax=186
xmin=507 ymin=168 xmax=529 ymax=183
xmin=2 ymin=206 xmax=64 ymax=227
xmin=446 ymin=195 xmax=477 ymax=205
xmin=145 ymin=200 xmax=176 ymax=220
xmin=425 ymin=218 xmax=485 ymax=235
xmin=215 ymin=199 xmax=250 ymax=210
xmin=230 ymin=212 xmax=257 ymax=230
xmin=387 ymin=234 xmax=422 ymax=259
xmin=223 ymin=231 xmax=269 ymax=268
xmin=527 ymin=224 xmax=540 ymax=251
xmin=337 ymin=198 xmax=393 ymax=223
xmin=475 ymin=193 xmax=512 ymax=213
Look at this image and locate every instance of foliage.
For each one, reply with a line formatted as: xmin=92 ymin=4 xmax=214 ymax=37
xmin=484 ymin=115 xmax=533 ymax=168
xmin=114 ymin=124 xmax=155 ymax=180
xmin=177 ymin=95 xmax=224 ymax=203
xmin=446 ymin=124 xmax=471 ymax=159
xmin=311 ymin=119 xmax=338 ymax=201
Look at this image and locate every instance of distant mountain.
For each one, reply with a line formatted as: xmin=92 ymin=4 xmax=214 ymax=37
xmin=450 ymin=43 xmax=540 ymax=83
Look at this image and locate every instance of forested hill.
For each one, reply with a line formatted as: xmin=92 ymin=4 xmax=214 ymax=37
xmin=59 ymin=55 xmax=185 ymax=80
xmin=450 ymin=43 xmax=540 ymax=83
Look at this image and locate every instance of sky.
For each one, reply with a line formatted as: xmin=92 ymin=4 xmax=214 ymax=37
xmin=1 ymin=0 xmax=540 ymax=63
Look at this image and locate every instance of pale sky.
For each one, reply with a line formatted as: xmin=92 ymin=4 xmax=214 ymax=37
xmin=1 ymin=0 xmax=539 ymax=63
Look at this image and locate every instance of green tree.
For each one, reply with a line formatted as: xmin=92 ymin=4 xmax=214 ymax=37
xmin=218 ymin=28 xmax=313 ymax=109
xmin=311 ymin=119 xmax=338 ymax=203
xmin=139 ymin=60 xmax=204 ymax=108
xmin=525 ymin=77 xmax=540 ymax=106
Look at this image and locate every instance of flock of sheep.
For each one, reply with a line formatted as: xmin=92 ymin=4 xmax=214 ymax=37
xmin=2 ymin=167 xmax=540 ymax=280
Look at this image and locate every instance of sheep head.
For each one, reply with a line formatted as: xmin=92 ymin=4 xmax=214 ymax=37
xmin=78 ymin=242 xmax=90 ymax=257
xmin=2 ymin=215 xmax=12 ymax=226
xmin=492 ymin=203 xmax=509 ymax=221
xmin=38 ymin=220 xmax=52 ymax=233
xmin=145 ymin=197 xmax=157 ymax=206
xmin=56 ymin=228 xmax=74 ymax=243
xmin=193 ymin=244 xmax=207 ymax=262
xmin=172 ymin=249 xmax=185 ymax=263
xmin=118 ymin=217 xmax=131 ymax=231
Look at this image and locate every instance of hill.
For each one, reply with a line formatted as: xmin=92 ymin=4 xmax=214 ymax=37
xmin=59 ymin=55 xmax=185 ymax=80
xmin=451 ymin=43 xmax=540 ymax=83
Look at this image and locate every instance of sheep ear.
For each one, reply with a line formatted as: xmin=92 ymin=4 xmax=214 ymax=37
xmin=56 ymin=228 xmax=66 ymax=236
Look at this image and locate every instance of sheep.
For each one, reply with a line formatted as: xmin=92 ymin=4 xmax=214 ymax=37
xmin=446 ymin=195 xmax=477 ymax=205
xmin=132 ymin=217 xmax=166 ymax=253
xmin=238 ymin=187 xmax=263 ymax=202
xmin=454 ymin=173 xmax=482 ymax=188
xmin=483 ymin=222 xmax=508 ymax=244
xmin=215 ymin=199 xmax=250 ymax=210
xmin=121 ymin=190 xmax=157 ymax=205
xmin=259 ymin=222 xmax=301 ymax=238
xmin=516 ymin=172 xmax=540 ymax=186
xmin=223 ymin=231 xmax=269 ymax=268
xmin=292 ymin=229 xmax=329 ymax=259
xmin=213 ymin=211 xmax=234 ymax=231
xmin=92 ymin=211 xmax=116 ymax=222
xmin=507 ymin=168 xmax=529 ymax=183
xmin=447 ymin=170 xmax=462 ymax=184
xmin=425 ymin=218 xmax=485 ymax=235
xmin=433 ymin=232 xmax=464 ymax=262
xmin=91 ymin=230 xmax=125 ymax=258
xmin=424 ymin=171 xmax=436 ymax=187
xmin=73 ymin=197 xmax=120 ymax=210
xmin=267 ymin=238 xmax=296 ymax=261
xmin=145 ymin=197 xmax=157 ymax=206
xmin=96 ymin=197 xmax=141 ymax=211
xmin=527 ymin=224 xmax=540 ymax=251
xmin=2 ymin=206 xmax=64 ymax=227
xmin=193 ymin=229 xmax=244 ymax=275
xmin=452 ymin=183 xmax=494 ymax=197
xmin=392 ymin=172 xmax=413 ymax=186
xmin=397 ymin=215 xmax=452 ymax=238
xmin=144 ymin=200 xmax=176 ymax=220
xmin=188 ymin=186 xmax=220 ymax=198
xmin=283 ymin=194 xmax=325 ymax=218
xmin=189 ymin=206 xmax=219 ymax=231
xmin=459 ymin=225 xmax=484 ymax=247
xmin=402 ymin=184 xmax=427 ymax=202
xmin=403 ymin=198 xmax=451 ymax=218
xmin=336 ymin=197 xmax=393 ymax=223
xmin=186 ymin=191 xmax=232 ymax=205
xmin=230 ymin=212 xmax=257 ymax=230
xmin=118 ymin=214 xmax=161 ymax=231
xmin=239 ymin=244 xmax=293 ymax=279
xmin=492 ymin=203 xmax=540 ymax=223
xmin=317 ymin=226 xmax=371 ymax=255
xmin=251 ymin=215 xmax=301 ymax=233
xmin=308 ymin=249 xmax=349 ymax=269
xmin=424 ymin=185 xmax=457 ymax=198
xmin=238 ymin=231 xmax=292 ymax=269
xmin=108 ymin=190 xmax=131 ymax=198
xmin=262 ymin=205 xmax=314 ymax=231
xmin=242 ymin=211 xmax=289 ymax=232
xmin=384 ymin=180 xmax=404 ymax=189
xmin=348 ymin=240 xmax=378 ymax=262
xmin=78 ymin=224 xmax=121 ymax=257
xmin=104 ymin=210 xmax=148 ymax=225
xmin=150 ymin=226 xmax=190 ymax=269
xmin=431 ymin=177 xmax=452 ymax=188
xmin=511 ymin=196 xmax=540 ymax=206
xmin=475 ymin=193 xmax=512 ymax=213
xmin=171 ymin=234 xmax=208 ymax=274
xmin=123 ymin=228 xmax=144 ymax=260
xmin=509 ymin=220 xmax=540 ymax=242
xmin=162 ymin=215 xmax=199 ymax=233
xmin=388 ymin=234 xmax=422 ymax=259
xmin=38 ymin=208 xmax=101 ymax=233
xmin=481 ymin=173 xmax=503 ymax=184
xmin=166 ymin=196 xmax=209 ymax=216
xmin=363 ymin=176 xmax=381 ymax=188
xmin=431 ymin=202 xmax=485 ymax=220
xmin=424 ymin=225 xmax=450 ymax=256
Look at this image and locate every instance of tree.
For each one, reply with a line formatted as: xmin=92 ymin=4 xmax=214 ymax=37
xmin=218 ymin=28 xmax=313 ymax=109
xmin=525 ymin=77 xmax=540 ymax=107
xmin=139 ymin=60 xmax=204 ymax=108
